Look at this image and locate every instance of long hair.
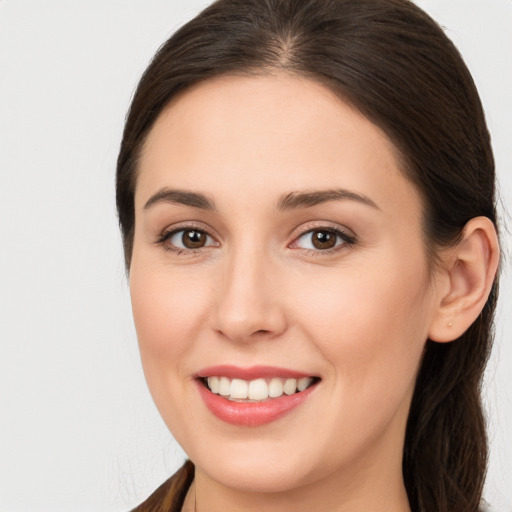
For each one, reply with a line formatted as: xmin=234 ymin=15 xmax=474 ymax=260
xmin=117 ymin=1 xmax=499 ymax=510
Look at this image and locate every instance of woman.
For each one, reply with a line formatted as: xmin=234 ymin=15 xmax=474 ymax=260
xmin=116 ymin=0 xmax=500 ymax=510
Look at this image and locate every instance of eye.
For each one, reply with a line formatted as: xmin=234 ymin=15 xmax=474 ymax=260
xmin=293 ymin=228 xmax=355 ymax=251
xmin=163 ymin=228 xmax=217 ymax=251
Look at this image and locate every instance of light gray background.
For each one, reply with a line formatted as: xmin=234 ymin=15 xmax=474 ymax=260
xmin=0 ymin=1 xmax=510 ymax=511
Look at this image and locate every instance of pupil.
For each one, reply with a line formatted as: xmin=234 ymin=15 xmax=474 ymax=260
xmin=313 ymin=231 xmax=336 ymax=249
xmin=183 ymin=230 xmax=206 ymax=248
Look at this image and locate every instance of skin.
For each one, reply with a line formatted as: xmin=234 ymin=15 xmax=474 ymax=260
xmin=129 ymin=74 xmax=458 ymax=512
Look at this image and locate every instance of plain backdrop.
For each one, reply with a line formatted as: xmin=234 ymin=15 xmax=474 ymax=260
xmin=0 ymin=1 xmax=511 ymax=511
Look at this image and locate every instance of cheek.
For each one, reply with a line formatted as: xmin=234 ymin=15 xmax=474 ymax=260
xmin=129 ymin=260 xmax=209 ymax=380
xmin=287 ymin=260 xmax=432 ymax=463
xmin=128 ymin=260 xmax=217 ymax=439
xmin=291 ymin=251 xmax=432 ymax=406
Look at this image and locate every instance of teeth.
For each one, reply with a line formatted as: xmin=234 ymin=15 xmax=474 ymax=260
xmin=298 ymin=377 xmax=313 ymax=392
xmin=283 ymin=378 xmax=297 ymax=395
xmin=230 ymin=379 xmax=248 ymax=399
xmin=207 ymin=376 xmax=219 ymax=394
xmin=268 ymin=378 xmax=284 ymax=398
xmin=218 ymin=376 xmax=231 ymax=396
xmin=205 ymin=376 xmax=315 ymax=401
xmin=248 ymin=379 xmax=269 ymax=400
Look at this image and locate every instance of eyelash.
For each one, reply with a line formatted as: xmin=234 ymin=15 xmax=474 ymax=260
xmin=155 ymin=225 xmax=217 ymax=254
xmin=291 ymin=227 xmax=357 ymax=254
xmin=155 ymin=225 xmax=357 ymax=255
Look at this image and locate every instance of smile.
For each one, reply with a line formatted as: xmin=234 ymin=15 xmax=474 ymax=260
xmin=204 ymin=376 xmax=315 ymax=401
xmin=195 ymin=366 xmax=320 ymax=426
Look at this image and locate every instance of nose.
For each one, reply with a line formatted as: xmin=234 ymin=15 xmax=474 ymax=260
xmin=211 ymin=247 xmax=288 ymax=343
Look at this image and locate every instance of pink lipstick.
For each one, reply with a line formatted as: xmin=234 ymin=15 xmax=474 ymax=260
xmin=195 ymin=365 xmax=319 ymax=427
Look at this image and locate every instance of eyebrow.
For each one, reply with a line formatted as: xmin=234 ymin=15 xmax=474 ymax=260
xmin=144 ymin=188 xmax=216 ymax=211
xmin=277 ymin=188 xmax=380 ymax=211
xmin=143 ymin=187 xmax=379 ymax=212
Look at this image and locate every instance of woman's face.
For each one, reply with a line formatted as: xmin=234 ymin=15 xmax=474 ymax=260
xmin=130 ymin=74 xmax=440 ymax=495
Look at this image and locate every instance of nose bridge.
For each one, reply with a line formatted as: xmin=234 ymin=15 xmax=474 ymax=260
xmin=212 ymin=239 xmax=286 ymax=342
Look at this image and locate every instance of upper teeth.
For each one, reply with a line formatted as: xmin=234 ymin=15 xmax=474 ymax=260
xmin=206 ymin=376 xmax=314 ymax=401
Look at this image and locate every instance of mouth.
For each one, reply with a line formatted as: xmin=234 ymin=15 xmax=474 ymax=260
xmin=199 ymin=375 xmax=319 ymax=402
xmin=195 ymin=366 xmax=320 ymax=426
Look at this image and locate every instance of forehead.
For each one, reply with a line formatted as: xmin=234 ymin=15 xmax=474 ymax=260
xmin=136 ymin=73 xmax=421 ymax=221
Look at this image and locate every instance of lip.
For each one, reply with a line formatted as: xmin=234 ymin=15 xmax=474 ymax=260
xmin=196 ymin=365 xmax=313 ymax=380
xmin=194 ymin=366 xmax=319 ymax=427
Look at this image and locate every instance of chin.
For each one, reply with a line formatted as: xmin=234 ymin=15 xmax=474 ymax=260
xmin=180 ymin=427 xmax=335 ymax=494
xmin=199 ymin=454 xmax=317 ymax=493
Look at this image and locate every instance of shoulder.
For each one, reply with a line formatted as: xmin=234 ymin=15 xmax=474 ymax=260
xmin=130 ymin=460 xmax=195 ymax=512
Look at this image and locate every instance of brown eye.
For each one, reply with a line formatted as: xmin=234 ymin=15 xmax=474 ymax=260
xmin=293 ymin=228 xmax=355 ymax=252
xmin=165 ymin=228 xmax=216 ymax=251
xmin=311 ymin=230 xmax=337 ymax=250
xmin=182 ymin=230 xmax=206 ymax=248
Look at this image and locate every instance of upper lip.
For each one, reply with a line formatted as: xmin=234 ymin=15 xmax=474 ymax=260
xmin=196 ymin=365 xmax=317 ymax=380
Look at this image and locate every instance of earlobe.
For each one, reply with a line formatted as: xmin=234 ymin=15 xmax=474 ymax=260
xmin=428 ymin=217 xmax=499 ymax=343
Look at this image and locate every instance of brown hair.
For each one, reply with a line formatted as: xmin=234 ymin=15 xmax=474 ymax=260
xmin=117 ymin=1 xmax=499 ymax=510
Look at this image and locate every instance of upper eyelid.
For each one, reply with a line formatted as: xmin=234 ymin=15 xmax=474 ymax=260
xmin=289 ymin=221 xmax=355 ymax=240
xmin=159 ymin=221 xmax=217 ymax=238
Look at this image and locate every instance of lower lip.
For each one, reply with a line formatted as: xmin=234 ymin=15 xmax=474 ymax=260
xmin=196 ymin=380 xmax=317 ymax=427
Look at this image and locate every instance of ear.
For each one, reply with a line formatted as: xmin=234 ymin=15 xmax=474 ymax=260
xmin=429 ymin=216 xmax=499 ymax=343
